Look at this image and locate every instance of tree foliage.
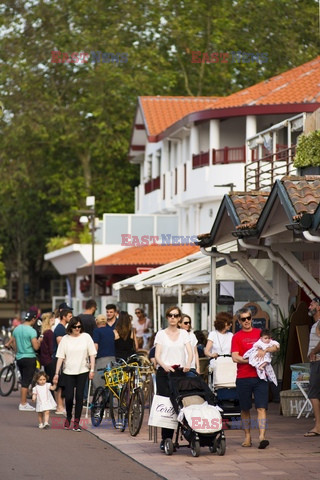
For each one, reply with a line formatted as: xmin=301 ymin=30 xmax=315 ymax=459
xmin=0 ymin=0 xmax=318 ymax=306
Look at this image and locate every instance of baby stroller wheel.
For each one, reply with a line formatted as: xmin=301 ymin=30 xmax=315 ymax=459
xmin=215 ymin=436 xmax=226 ymax=456
xmin=190 ymin=440 xmax=200 ymax=457
xmin=164 ymin=438 xmax=174 ymax=456
xmin=209 ymin=442 xmax=216 ymax=454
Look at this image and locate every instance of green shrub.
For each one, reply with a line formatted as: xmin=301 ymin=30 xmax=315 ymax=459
xmin=293 ymin=130 xmax=320 ymax=167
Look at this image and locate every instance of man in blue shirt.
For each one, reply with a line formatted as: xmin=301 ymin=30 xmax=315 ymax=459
xmin=92 ymin=306 xmax=117 ymax=389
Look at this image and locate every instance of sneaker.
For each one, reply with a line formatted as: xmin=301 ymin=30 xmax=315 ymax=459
xmin=72 ymin=419 xmax=82 ymax=432
xmin=64 ymin=418 xmax=71 ymax=429
xmin=43 ymin=423 xmax=50 ymax=429
xmin=38 ymin=423 xmax=44 ymax=429
xmin=19 ymin=403 xmax=35 ymax=411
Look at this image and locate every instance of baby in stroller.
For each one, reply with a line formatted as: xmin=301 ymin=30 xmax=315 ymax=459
xmin=164 ymin=373 xmax=226 ymax=457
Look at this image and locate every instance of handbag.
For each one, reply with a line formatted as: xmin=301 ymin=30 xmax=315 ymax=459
xmin=211 ymin=355 xmax=237 ymax=387
xmin=148 ymin=394 xmax=178 ymax=429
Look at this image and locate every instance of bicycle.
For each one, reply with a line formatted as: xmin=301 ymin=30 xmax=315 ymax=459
xmin=0 ymin=350 xmax=20 ymax=396
xmin=91 ymin=355 xmax=151 ymax=436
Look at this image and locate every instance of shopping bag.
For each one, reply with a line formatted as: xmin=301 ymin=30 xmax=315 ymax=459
xmin=211 ymin=356 xmax=237 ymax=387
xmin=148 ymin=394 xmax=178 ymax=429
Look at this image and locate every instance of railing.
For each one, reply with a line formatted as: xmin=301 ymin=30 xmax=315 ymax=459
xmin=212 ymin=146 xmax=246 ymax=164
xmin=245 ymin=145 xmax=296 ymax=191
xmin=192 ymin=151 xmax=210 ymax=169
xmin=144 ymin=176 xmax=160 ymax=194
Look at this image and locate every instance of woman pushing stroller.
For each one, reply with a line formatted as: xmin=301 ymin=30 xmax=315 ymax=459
xmin=154 ymin=306 xmax=193 ymax=451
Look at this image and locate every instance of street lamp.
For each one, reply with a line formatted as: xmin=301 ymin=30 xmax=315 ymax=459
xmin=79 ymin=196 xmax=96 ymax=298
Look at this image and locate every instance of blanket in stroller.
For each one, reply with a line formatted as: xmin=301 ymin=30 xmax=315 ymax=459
xmin=177 ymin=401 xmax=223 ymax=434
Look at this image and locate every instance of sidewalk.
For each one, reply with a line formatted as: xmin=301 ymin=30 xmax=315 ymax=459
xmin=85 ymin=402 xmax=320 ymax=480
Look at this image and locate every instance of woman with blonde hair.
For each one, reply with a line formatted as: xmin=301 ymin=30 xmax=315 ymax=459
xmin=39 ymin=312 xmax=55 ymax=383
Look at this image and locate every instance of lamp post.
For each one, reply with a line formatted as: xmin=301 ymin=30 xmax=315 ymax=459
xmin=79 ymin=196 xmax=96 ymax=298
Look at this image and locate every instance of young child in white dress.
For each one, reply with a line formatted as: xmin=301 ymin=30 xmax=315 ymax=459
xmin=243 ymin=329 xmax=279 ymax=385
xmin=32 ymin=371 xmax=57 ymax=429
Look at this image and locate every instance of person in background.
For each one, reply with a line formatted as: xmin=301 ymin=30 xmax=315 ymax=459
xmin=106 ymin=304 xmax=118 ymax=328
xmin=114 ymin=311 xmax=138 ymax=361
xmin=9 ymin=311 xmax=41 ymax=411
xmin=92 ymin=310 xmax=116 ymax=390
xmin=194 ymin=330 xmax=207 ymax=358
xmin=78 ymin=299 xmax=97 ymax=338
xmin=304 ymin=297 xmax=320 ymax=437
xmin=178 ymin=314 xmax=200 ymax=375
xmin=231 ymin=307 xmax=279 ymax=449
xmin=95 ymin=314 xmax=107 ymax=328
xmin=52 ymin=302 xmax=73 ymax=330
xmin=78 ymin=299 xmax=97 ymax=403
xmin=54 ymin=316 xmax=96 ymax=432
xmin=53 ymin=308 xmax=73 ymax=414
xmin=132 ymin=307 xmax=151 ymax=349
xmin=39 ymin=312 xmax=55 ymax=384
xmin=204 ymin=312 xmax=234 ymax=365
xmin=155 ymin=306 xmax=192 ymax=451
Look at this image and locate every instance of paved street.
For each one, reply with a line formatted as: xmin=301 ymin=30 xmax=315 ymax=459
xmin=1 ymin=390 xmax=320 ymax=480
xmin=0 ymin=391 xmax=163 ymax=480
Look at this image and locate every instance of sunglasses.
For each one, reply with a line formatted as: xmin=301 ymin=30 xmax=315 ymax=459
xmin=167 ymin=313 xmax=180 ymax=318
xmin=135 ymin=311 xmax=141 ymax=314
xmin=240 ymin=316 xmax=252 ymax=321
xmin=72 ymin=325 xmax=81 ymax=329
xmin=183 ymin=321 xmax=191 ymax=325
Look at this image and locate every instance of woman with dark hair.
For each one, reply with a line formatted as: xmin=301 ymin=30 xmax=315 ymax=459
xmin=154 ymin=306 xmax=192 ymax=451
xmin=114 ymin=311 xmax=138 ymax=361
xmin=53 ymin=316 xmax=96 ymax=431
xmin=204 ymin=312 xmax=234 ymax=364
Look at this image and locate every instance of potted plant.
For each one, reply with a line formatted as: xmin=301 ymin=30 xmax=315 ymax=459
xmin=293 ymin=130 xmax=320 ymax=175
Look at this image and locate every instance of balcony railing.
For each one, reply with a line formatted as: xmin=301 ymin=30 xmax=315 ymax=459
xmin=192 ymin=151 xmax=210 ymax=169
xmin=245 ymin=145 xmax=296 ymax=191
xmin=144 ymin=176 xmax=160 ymax=194
xmin=212 ymin=146 xmax=246 ymax=164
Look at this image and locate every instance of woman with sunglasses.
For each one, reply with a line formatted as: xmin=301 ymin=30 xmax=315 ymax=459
xmin=54 ymin=316 xmax=96 ymax=431
xmin=178 ymin=314 xmax=200 ymax=376
xmin=154 ymin=306 xmax=192 ymax=451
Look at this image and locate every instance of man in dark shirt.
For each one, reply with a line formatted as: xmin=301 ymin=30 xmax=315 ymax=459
xmin=53 ymin=308 xmax=73 ymax=413
xmin=78 ymin=299 xmax=97 ymax=338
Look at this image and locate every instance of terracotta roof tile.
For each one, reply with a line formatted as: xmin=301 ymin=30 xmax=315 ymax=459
xmin=95 ymin=244 xmax=199 ymax=266
xmin=139 ymin=57 xmax=320 ymax=139
xmin=281 ymin=175 xmax=320 ymax=218
xmin=139 ymin=96 xmax=219 ymax=137
xmin=230 ymin=191 xmax=269 ymax=229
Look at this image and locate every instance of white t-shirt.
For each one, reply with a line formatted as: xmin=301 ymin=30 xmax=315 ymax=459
xmin=188 ymin=331 xmax=198 ymax=369
xmin=132 ymin=317 xmax=151 ymax=337
xmin=207 ymin=330 xmax=233 ymax=366
xmin=155 ymin=329 xmax=190 ymax=367
xmin=56 ymin=333 xmax=97 ymax=375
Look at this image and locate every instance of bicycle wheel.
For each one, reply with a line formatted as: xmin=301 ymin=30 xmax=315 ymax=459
xmin=110 ymin=383 xmax=130 ymax=432
xmin=128 ymin=387 xmax=145 ymax=436
xmin=91 ymin=387 xmax=107 ymax=427
xmin=0 ymin=365 xmax=15 ymax=396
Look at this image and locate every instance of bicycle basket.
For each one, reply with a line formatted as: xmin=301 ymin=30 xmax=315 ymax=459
xmin=104 ymin=366 xmax=129 ymax=387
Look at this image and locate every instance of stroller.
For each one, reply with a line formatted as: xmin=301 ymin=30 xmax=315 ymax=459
xmin=164 ymin=373 xmax=226 ymax=457
xmin=208 ymin=355 xmax=241 ymax=422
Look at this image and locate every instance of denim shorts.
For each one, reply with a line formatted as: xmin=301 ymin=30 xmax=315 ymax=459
xmin=236 ymin=377 xmax=269 ymax=411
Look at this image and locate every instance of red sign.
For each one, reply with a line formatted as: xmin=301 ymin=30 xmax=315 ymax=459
xmin=136 ymin=267 xmax=153 ymax=275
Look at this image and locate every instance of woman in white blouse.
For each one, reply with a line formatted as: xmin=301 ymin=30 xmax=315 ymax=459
xmin=54 ymin=316 xmax=96 ymax=431
xmin=155 ymin=306 xmax=192 ymax=451
xmin=178 ymin=314 xmax=200 ymax=375
xmin=204 ymin=312 xmax=233 ymax=365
